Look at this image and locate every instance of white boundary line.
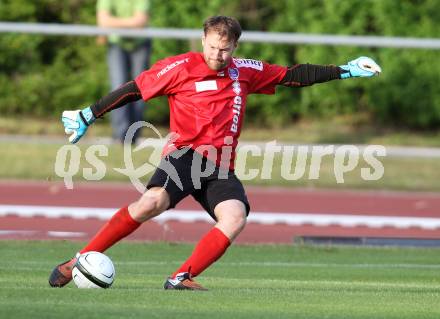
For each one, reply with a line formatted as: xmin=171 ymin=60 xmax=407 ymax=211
xmin=4 ymin=260 xmax=440 ymax=270
xmin=1 ymin=204 xmax=440 ymax=230
xmin=0 ymin=230 xmax=87 ymax=238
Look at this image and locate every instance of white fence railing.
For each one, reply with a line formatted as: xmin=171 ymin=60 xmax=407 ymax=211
xmin=0 ymin=22 xmax=439 ymax=49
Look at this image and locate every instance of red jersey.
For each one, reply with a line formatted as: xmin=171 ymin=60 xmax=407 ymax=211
xmin=135 ymin=52 xmax=287 ymax=169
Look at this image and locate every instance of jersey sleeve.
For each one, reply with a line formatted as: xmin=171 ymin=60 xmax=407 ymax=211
xmin=135 ymin=56 xmax=188 ymax=101
xmin=249 ymin=62 xmax=288 ymax=94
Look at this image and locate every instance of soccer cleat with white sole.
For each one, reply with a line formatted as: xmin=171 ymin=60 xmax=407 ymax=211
xmin=48 ymin=253 xmax=79 ymax=287
xmin=163 ymin=272 xmax=208 ymax=291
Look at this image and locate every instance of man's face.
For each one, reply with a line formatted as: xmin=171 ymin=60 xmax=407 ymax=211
xmin=202 ymin=31 xmax=237 ymax=71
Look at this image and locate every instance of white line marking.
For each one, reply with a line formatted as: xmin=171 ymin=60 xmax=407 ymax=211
xmin=47 ymin=231 xmax=86 ymax=238
xmin=115 ymin=261 xmax=440 ymax=270
xmin=0 ymin=230 xmax=38 ymax=236
xmin=1 ymin=204 xmax=440 ymax=229
xmin=3 ymin=260 xmax=440 ymax=270
xmin=218 ymin=278 xmax=440 ymax=290
xmin=0 ymin=229 xmax=87 ymax=238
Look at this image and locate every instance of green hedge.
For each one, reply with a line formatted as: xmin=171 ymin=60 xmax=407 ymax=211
xmin=0 ymin=0 xmax=439 ymax=128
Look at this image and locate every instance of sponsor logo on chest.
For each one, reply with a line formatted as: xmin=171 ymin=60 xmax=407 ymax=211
xmin=229 ymin=67 xmax=242 ymax=133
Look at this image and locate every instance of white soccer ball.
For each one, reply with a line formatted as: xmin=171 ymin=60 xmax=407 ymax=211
xmin=72 ymin=251 xmax=115 ymax=289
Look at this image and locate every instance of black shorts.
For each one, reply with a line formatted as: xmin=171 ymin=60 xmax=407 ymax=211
xmin=147 ymin=148 xmax=250 ymax=221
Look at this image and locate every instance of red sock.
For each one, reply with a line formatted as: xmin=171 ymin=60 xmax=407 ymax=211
xmin=172 ymin=227 xmax=231 ymax=278
xmin=80 ymin=206 xmax=141 ymax=254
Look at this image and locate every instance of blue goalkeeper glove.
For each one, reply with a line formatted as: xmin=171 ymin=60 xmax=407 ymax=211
xmin=339 ymin=56 xmax=382 ymax=79
xmin=61 ymin=107 xmax=95 ymax=143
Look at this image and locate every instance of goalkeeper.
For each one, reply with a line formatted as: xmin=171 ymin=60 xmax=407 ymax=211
xmin=50 ymin=15 xmax=381 ymax=290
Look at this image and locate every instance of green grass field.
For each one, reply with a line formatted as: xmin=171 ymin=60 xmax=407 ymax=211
xmin=1 ymin=240 xmax=440 ymax=319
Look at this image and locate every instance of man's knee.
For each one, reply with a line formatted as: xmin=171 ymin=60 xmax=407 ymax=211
xmin=128 ymin=187 xmax=170 ymax=222
xmin=224 ymin=209 xmax=247 ymax=230
xmin=214 ymin=200 xmax=247 ymax=239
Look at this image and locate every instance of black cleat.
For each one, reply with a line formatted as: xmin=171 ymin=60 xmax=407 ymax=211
xmin=164 ymin=272 xmax=208 ymax=291
xmin=48 ymin=256 xmax=78 ymax=287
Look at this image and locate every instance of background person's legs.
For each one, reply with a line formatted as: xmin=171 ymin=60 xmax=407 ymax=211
xmin=128 ymin=41 xmax=151 ymax=142
xmin=107 ymin=44 xmax=131 ymax=143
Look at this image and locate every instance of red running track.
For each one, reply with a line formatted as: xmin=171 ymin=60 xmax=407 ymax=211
xmin=1 ymin=180 xmax=440 ymax=243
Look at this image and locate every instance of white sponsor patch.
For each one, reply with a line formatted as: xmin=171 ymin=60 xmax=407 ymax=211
xmin=233 ymin=58 xmax=263 ymax=71
xmin=195 ymin=80 xmax=218 ymax=92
